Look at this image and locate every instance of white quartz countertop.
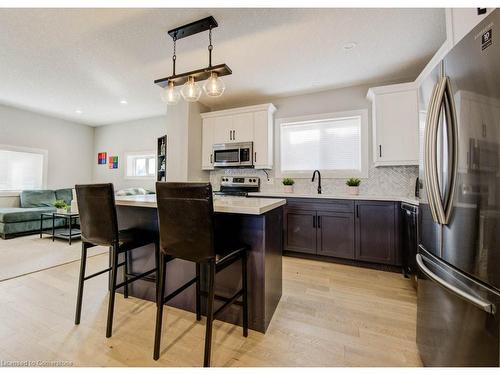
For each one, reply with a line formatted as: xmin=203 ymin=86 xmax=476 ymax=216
xmin=115 ymin=194 xmax=286 ymax=215
xmin=248 ymin=192 xmax=419 ymax=205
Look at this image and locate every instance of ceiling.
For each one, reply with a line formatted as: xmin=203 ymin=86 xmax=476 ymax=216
xmin=0 ymin=8 xmax=446 ymax=126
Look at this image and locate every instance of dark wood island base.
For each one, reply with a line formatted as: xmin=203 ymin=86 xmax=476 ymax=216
xmin=115 ymin=204 xmax=283 ymax=333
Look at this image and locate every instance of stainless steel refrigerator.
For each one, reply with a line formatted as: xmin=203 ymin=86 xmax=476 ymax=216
xmin=417 ymin=10 xmax=500 ymax=366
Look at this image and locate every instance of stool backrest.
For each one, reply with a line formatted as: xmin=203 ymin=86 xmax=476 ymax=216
xmin=75 ymin=183 xmax=119 ymax=246
xmin=156 ymin=182 xmax=215 ymax=262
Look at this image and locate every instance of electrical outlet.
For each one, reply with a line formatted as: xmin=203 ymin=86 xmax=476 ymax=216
xmin=266 ymin=178 xmax=274 ymax=185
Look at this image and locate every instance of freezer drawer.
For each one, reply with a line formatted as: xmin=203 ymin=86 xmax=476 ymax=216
xmin=416 ymin=248 xmax=500 ymax=366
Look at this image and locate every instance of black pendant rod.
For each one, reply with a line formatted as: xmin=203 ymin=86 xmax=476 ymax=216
xmin=172 ymin=36 xmax=177 ymax=76
xmin=208 ymin=26 xmax=213 ymax=68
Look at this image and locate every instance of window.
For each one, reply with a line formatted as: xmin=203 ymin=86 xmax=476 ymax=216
xmin=125 ymin=152 xmax=156 ymax=179
xmin=277 ymin=110 xmax=368 ymax=178
xmin=0 ymin=145 xmax=47 ymax=191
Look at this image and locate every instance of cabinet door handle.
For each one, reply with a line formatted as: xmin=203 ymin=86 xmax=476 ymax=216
xmin=313 ymin=216 xmax=316 ymax=228
xmin=254 ymin=152 xmax=257 ymax=162
xmin=356 ymin=205 xmax=359 ymax=218
xmin=317 ymin=216 xmax=321 ymax=228
xmin=379 ymin=145 xmax=382 ymax=158
xmin=233 ymin=130 xmax=236 ymax=140
xmin=210 ymin=154 xmax=212 ymax=164
xmin=229 ymin=130 xmax=232 ymax=140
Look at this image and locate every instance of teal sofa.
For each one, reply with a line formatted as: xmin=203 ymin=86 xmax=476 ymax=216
xmin=0 ymin=189 xmax=73 ymax=239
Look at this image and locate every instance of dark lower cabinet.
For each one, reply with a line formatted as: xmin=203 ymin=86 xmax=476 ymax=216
xmin=317 ymin=211 xmax=355 ymax=259
xmin=282 ymin=198 xmax=400 ymax=267
xmin=355 ymin=201 xmax=398 ymax=265
xmin=284 ymin=209 xmax=316 ymax=254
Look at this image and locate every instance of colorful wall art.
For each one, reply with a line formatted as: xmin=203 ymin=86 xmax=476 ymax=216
xmin=98 ymin=152 xmax=107 ymax=165
xmin=108 ymin=156 xmax=118 ymax=169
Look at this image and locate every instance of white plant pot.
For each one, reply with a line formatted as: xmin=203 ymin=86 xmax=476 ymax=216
xmin=283 ymin=185 xmax=294 ymax=194
xmin=56 ymin=208 xmax=67 ymax=214
xmin=347 ymin=186 xmax=359 ymax=195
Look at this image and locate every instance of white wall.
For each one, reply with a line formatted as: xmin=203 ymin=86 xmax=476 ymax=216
xmin=164 ymin=101 xmax=209 ymax=182
xmin=0 ymin=103 xmax=94 ymax=207
xmin=92 ymin=116 xmax=166 ymax=191
xmin=92 ymin=103 xmax=209 ymax=190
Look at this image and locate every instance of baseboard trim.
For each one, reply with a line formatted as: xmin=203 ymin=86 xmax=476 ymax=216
xmin=283 ymin=251 xmax=403 ymax=274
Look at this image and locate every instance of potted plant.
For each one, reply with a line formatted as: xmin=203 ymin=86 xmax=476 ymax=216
xmin=346 ymin=178 xmax=361 ymax=195
xmin=282 ymin=177 xmax=295 ymax=193
xmin=54 ymin=199 xmax=68 ymax=214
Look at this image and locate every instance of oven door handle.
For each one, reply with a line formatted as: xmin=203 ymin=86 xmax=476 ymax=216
xmin=416 ymin=254 xmax=495 ymax=314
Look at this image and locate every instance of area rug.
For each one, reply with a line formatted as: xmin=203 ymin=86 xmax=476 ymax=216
xmin=0 ymin=234 xmax=108 ymax=282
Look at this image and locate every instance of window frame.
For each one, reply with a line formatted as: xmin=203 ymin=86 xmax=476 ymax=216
xmin=275 ymin=109 xmax=369 ymax=179
xmin=124 ymin=151 xmax=156 ymax=180
xmin=0 ymin=144 xmax=48 ymax=195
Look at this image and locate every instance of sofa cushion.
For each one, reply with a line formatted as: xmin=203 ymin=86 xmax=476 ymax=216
xmin=55 ymin=188 xmax=73 ymax=205
xmin=0 ymin=217 xmax=66 ymax=237
xmin=116 ymin=187 xmax=149 ymax=196
xmin=0 ymin=207 xmax=56 ymax=223
xmin=20 ymin=190 xmax=56 ymax=208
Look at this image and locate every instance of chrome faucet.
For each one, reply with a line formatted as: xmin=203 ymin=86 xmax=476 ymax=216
xmin=312 ymin=170 xmax=322 ymax=194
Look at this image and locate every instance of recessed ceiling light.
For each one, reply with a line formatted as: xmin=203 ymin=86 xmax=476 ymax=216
xmin=75 ymin=109 xmax=82 ymax=114
xmin=343 ymin=42 xmax=357 ymax=50
xmin=120 ymin=99 xmax=128 ymax=105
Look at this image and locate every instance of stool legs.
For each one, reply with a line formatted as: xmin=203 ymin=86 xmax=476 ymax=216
xmin=203 ymin=260 xmax=216 ymax=367
xmin=242 ymin=252 xmax=248 ymax=337
xmin=153 ymin=252 xmax=166 ymax=361
xmin=195 ymin=263 xmax=201 ymax=321
xmin=123 ymin=251 xmax=129 ymax=298
xmin=74 ymin=242 xmax=88 ymax=325
xmin=106 ymin=244 xmax=119 ymax=338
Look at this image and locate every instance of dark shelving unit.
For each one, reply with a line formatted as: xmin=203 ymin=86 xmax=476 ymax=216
xmin=157 ymin=135 xmax=167 ymax=182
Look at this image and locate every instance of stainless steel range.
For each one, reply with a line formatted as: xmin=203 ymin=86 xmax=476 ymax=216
xmin=214 ymin=176 xmax=260 ymax=197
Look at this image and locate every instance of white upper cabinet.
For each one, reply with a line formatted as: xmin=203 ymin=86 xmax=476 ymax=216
xmin=253 ymin=110 xmax=273 ymax=169
xmin=213 ymin=116 xmax=233 ymax=144
xmin=367 ymin=83 xmax=419 ymax=167
xmin=201 ymin=117 xmax=215 ymax=170
xmin=201 ymin=103 xmax=276 ymax=170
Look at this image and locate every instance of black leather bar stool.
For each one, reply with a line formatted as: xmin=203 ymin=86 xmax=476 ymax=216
xmin=74 ymin=183 xmax=159 ymax=338
xmin=154 ymin=182 xmax=249 ymax=367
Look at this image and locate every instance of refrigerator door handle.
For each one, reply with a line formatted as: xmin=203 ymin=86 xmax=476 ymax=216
xmin=442 ymin=77 xmax=458 ymax=225
xmin=424 ymin=80 xmax=444 ymax=224
xmin=416 ymin=254 xmax=496 ymax=314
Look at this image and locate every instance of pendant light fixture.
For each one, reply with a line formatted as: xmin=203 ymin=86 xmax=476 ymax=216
xmin=203 ymin=27 xmax=225 ymax=97
xmin=181 ymin=76 xmax=202 ymax=102
xmin=154 ymin=16 xmax=232 ymax=104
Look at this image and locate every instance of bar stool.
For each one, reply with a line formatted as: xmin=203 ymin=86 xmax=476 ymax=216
xmin=74 ymin=183 xmax=159 ymax=338
xmin=154 ymin=182 xmax=249 ymax=367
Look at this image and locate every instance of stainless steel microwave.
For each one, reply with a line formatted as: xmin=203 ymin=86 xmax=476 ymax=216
xmin=213 ymin=142 xmax=253 ymax=168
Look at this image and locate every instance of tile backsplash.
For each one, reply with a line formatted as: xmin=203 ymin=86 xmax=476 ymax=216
xmin=210 ymin=165 xmax=419 ymax=198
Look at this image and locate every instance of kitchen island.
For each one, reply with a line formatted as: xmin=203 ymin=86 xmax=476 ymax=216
xmin=114 ymin=194 xmax=286 ymax=333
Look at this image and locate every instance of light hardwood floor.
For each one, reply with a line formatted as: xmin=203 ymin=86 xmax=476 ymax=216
xmin=0 ymin=251 xmax=421 ymax=366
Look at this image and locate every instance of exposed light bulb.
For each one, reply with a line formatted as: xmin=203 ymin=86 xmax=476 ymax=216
xmin=160 ymin=81 xmax=180 ymax=105
xmin=203 ymin=72 xmax=225 ymax=97
xmin=180 ymin=76 xmax=202 ymax=102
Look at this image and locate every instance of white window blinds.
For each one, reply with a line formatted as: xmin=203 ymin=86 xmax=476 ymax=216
xmin=0 ymin=148 xmax=45 ymax=190
xmin=280 ymin=116 xmax=362 ymax=172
